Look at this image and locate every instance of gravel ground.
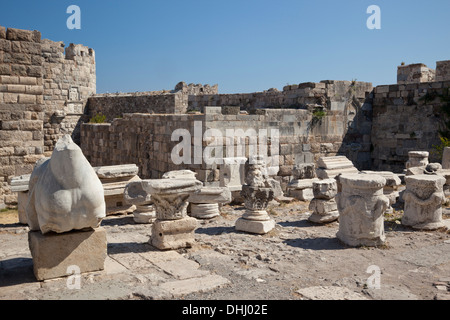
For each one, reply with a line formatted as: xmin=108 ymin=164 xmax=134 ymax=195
xmin=1 ymin=200 xmax=450 ymax=301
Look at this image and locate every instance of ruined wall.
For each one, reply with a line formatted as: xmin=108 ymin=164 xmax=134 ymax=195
xmin=371 ymin=80 xmax=450 ymax=172
xmin=0 ymin=27 xmax=45 ymax=207
xmin=86 ymin=82 xmax=218 ymax=122
xmin=42 ymin=41 xmax=96 ymax=151
xmin=0 ymin=26 xmax=95 ymax=207
xmin=81 ymin=85 xmax=373 ymax=190
xmin=397 ymin=63 xmax=435 ymax=84
xmin=436 ymin=60 xmax=450 ymax=82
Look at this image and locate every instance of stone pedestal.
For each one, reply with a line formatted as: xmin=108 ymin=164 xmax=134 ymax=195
xmin=28 ymin=227 xmax=107 ymax=281
xmin=150 ymin=217 xmax=197 ymax=250
xmin=361 ymin=171 xmax=401 ymax=213
xmin=336 ymin=174 xmax=389 ymax=247
xmin=235 ymin=186 xmax=275 ymax=235
xmin=287 ymin=178 xmax=319 ymax=201
xmin=133 ymin=204 xmax=156 ymax=224
xmin=406 ymin=151 xmax=429 ymax=169
xmin=188 ymin=187 xmax=231 ymax=219
xmin=402 ymin=175 xmax=446 ymax=230
xmin=144 ymin=178 xmax=202 ymax=250
xmin=315 ymin=156 xmax=359 ymax=180
xmin=308 ymin=179 xmax=339 ymax=223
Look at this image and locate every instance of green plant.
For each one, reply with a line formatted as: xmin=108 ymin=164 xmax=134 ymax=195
xmin=89 ymin=113 xmax=106 ymax=123
xmin=431 ymin=136 xmax=450 ymax=160
xmin=311 ymin=107 xmax=326 ymax=126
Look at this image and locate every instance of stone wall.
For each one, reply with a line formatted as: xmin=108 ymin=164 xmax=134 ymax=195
xmin=86 ymin=82 xmax=218 ymax=122
xmin=436 ymin=60 xmax=450 ymax=82
xmin=41 ymin=41 xmax=96 ymax=151
xmin=0 ymin=27 xmax=45 ymax=207
xmin=81 ymin=87 xmax=374 ymax=191
xmin=397 ymin=63 xmax=435 ymax=84
xmin=0 ymin=26 xmax=96 ymax=207
xmin=371 ymin=80 xmax=450 ymax=172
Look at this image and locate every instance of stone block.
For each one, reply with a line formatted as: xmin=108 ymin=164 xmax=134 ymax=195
xmin=235 ymin=217 xmax=275 ymax=235
xmin=28 ymin=227 xmax=107 ymax=281
xmin=150 ymin=217 xmax=197 ymax=250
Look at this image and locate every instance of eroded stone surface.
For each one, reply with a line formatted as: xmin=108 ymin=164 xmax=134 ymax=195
xmin=26 ymin=135 xmax=106 ymax=234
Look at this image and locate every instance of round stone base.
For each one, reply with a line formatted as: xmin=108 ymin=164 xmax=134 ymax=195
xmin=190 ymin=203 xmax=220 ymax=219
xmin=242 ymin=209 xmax=271 ymax=221
xmin=308 ymin=211 xmax=339 ymax=224
xmin=235 ymin=217 xmax=275 ymax=234
xmin=403 ymin=219 xmax=447 ymax=231
xmin=336 ymin=230 xmax=386 ymax=247
xmin=133 ymin=205 xmax=156 ymax=224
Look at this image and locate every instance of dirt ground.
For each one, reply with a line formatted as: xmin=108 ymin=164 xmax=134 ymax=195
xmin=0 ymin=200 xmax=450 ymax=301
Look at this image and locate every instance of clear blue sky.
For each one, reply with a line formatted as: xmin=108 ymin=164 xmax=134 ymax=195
xmin=1 ymin=0 xmax=449 ymax=94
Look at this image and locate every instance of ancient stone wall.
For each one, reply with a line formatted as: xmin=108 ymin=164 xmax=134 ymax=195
xmin=86 ymin=82 xmax=218 ymax=122
xmin=371 ymin=80 xmax=450 ymax=172
xmin=0 ymin=26 xmax=96 ymax=207
xmin=436 ymin=60 xmax=450 ymax=82
xmin=397 ymin=63 xmax=436 ymax=84
xmin=0 ymin=27 xmax=45 ymax=207
xmin=41 ymin=40 xmax=96 ymax=151
xmin=81 ymin=89 xmax=373 ymax=191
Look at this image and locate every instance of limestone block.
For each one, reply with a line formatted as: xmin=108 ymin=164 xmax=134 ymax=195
xmin=293 ymin=163 xmax=316 ymax=179
xmin=26 ymin=135 xmax=106 ymax=234
xmin=402 ymin=175 xmax=446 ymax=230
xmin=309 ymin=198 xmax=338 ymax=215
xmin=17 ymin=191 xmax=29 ymax=225
xmin=28 ymin=227 xmax=107 ymax=281
xmin=94 ymin=164 xmax=139 ymax=179
xmin=188 ymin=187 xmax=231 ymax=204
xmin=289 ymin=188 xmax=314 ymax=201
xmin=124 ymin=180 xmax=152 ymax=206
xmin=406 ymin=151 xmax=429 ymax=169
xmin=308 ymin=210 xmax=339 ymax=224
xmin=10 ymin=174 xmax=31 ymax=192
xmin=312 ymin=179 xmax=337 ymax=200
xmin=336 ymin=174 xmax=389 ymax=247
xmin=219 ymin=157 xmax=247 ymax=191
xmin=190 ymin=203 xmax=220 ymax=219
xmin=150 ymin=217 xmax=197 ymax=250
xmin=162 ymin=170 xmax=197 ymax=180
xmin=235 ymin=218 xmax=275 ymax=235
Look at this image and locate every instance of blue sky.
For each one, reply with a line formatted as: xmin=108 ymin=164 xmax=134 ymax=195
xmin=1 ymin=0 xmax=449 ymax=94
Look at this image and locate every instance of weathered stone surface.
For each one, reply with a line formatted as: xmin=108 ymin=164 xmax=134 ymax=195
xmin=219 ymin=157 xmax=246 ymax=191
xmin=159 ymin=274 xmax=230 ymax=297
xmin=10 ymin=174 xmax=30 ymax=192
xmin=150 ymin=217 xmax=197 ymax=250
xmin=312 ymin=179 xmax=337 ymax=200
xmin=162 ymin=169 xmax=198 ymax=180
xmin=309 ymin=198 xmax=338 ymax=215
xmin=316 ymin=156 xmax=358 ymax=180
xmin=402 ymin=175 xmax=446 ymax=230
xmin=336 ymin=174 xmax=389 ymax=247
xmin=94 ymin=164 xmax=138 ymax=179
xmin=235 ymin=218 xmax=276 ymax=235
xmin=124 ymin=180 xmax=152 ymax=206
xmin=133 ymin=205 xmax=156 ymax=224
xmin=28 ymin=227 xmax=107 ymax=281
xmin=17 ymin=191 xmax=28 ymax=224
xmin=406 ymin=151 xmax=429 ymax=169
xmin=443 ymin=147 xmax=450 ymax=170
xmin=26 ymin=135 xmax=105 ymax=234
xmin=190 ymin=203 xmax=220 ymax=219
xmin=188 ymin=187 xmax=231 ymax=204
xmin=296 ymin=286 xmax=368 ymax=300
xmin=293 ymin=163 xmax=315 ymax=179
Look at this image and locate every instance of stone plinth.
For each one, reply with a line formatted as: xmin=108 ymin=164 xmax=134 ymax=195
xmin=144 ymin=178 xmax=202 ymax=249
xmin=309 ymin=179 xmax=339 ymax=223
xmin=124 ymin=181 xmax=155 ymax=224
xmin=443 ymin=147 xmax=450 ymax=170
xmin=150 ymin=217 xmax=197 ymax=250
xmin=316 ymin=156 xmax=359 ymax=180
xmin=336 ymin=174 xmax=389 ymax=247
xmin=188 ymin=187 xmax=231 ymax=219
xmin=95 ymin=164 xmax=141 ymax=216
xmin=28 ymin=227 xmax=107 ymax=281
xmin=10 ymin=174 xmax=31 ymax=225
xmin=287 ymin=178 xmax=319 ymax=201
xmin=235 ymin=156 xmax=276 ymax=234
xmin=219 ymin=157 xmax=247 ymax=203
xmin=406 ymin=151 xmax=429 ymax=169
xmin=402 ymin=175 xmax=446 ymax=230
xmin=361 ymin=171 xmax=401 ymax=213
